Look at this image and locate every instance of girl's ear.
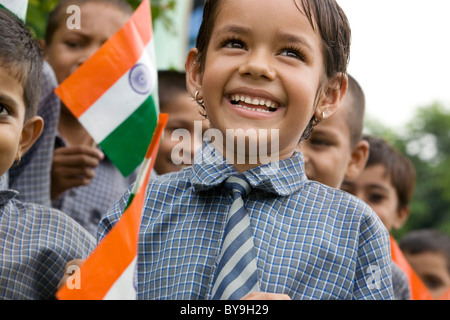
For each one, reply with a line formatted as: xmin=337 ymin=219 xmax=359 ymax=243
xmin=316 ymin=73 xmax=348 ymax=121
xmin=19 ymin=116 xmax=44 ymax=157
xmin=185 ymin=47 xmax=203 ymax=99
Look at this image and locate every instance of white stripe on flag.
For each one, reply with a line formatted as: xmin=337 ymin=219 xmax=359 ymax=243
xmin=102 ymin=257 xmax=137 ymax=300
xmin=78 ymin=40 xmax=157 ymax=143
xmin=0 ymin=0 xmax=28 ymax=20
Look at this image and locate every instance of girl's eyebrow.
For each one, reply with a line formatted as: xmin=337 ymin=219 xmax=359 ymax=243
xmin=276 ymin=31 xmax=313 ymax=51
xmin=216 ymin=24 xmax=251 ymax=36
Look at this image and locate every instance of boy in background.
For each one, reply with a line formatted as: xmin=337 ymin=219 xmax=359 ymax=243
xmin=341 ymin=135 xmax=431 ymax=299
xmin=298 ymin=74 xmax=369 ymax=189
xmin=0 ymin=7 xmax=95 ymax=299
xmin=300 ymin=76 xmax=410 ymax=299
xmin=154 ymin=70 xmax=209 ymax=175
xmin=400 ymin=229 xmax=450 ymax=299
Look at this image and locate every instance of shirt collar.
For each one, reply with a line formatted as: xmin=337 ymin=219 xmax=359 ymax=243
xmin=190 ymin=141 xmax=307 ymax=196
xmin=0 ymin=173 xmax=8 ymax=191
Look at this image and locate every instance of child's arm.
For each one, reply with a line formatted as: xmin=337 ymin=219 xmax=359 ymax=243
xmin=354 ymin=211 xmax=394 ymax=300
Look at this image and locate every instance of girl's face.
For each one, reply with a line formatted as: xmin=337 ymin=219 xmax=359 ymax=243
xmin=43 ymin=2 xmax=130 ymax=85
xmin=187 ymin=0 xmax=344 ymax=169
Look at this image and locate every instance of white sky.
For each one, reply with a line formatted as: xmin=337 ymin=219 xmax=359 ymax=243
xmin=336 ymin=0 xmax=450 ymax=130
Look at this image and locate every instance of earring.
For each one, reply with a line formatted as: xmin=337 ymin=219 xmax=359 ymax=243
xmin=313 ymin=111 xmax=325 ymax=126
xmin=194 ymin=90 xmax=204 ymax=107
xmin=13 ymin=152 xmax=21 ymax=167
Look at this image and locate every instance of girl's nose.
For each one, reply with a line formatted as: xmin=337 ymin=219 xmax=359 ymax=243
xmin=238 ymin=49 xmax=276 ymax=80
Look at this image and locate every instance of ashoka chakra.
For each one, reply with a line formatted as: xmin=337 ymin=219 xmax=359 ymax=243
xmin=129 ymin=63 xmax=151 ymax=95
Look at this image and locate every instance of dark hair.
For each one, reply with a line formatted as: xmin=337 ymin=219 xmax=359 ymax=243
xmin=343 ymin=74 xmax=365 ymax=147
xmin=0 ymin=8 xmax=43 ymax=119
xmin=194 ymin=0 xmax=351 ymax=141
xmin=399 ymin=229 xmax=450 ymax=273
xmin=44 ymin=0 xmax=133 ymax=45
xmin=158 ymin=70 xmax=188 ymax=110
xmin=363 ymin=135 xmax=416 ymax=209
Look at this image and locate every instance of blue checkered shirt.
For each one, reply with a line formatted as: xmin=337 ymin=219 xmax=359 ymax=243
xmin=52 ymin=136 xmax=138 ymax=236
xmin=8 ymin=61 xmax=59 ymax=207
xmin=0 ymin=175 xmax=96 ymax=300
xmin=99 ymin=141 xmax=394 ymax=300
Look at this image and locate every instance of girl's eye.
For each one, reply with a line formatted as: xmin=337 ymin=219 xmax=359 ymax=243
xmin=280 ymin=47 xmax=305 ymax=61
xmin=221 ymin=38 xmax=246 ymax=50
xmin=0 ymin=103 xmax=9 ymax=116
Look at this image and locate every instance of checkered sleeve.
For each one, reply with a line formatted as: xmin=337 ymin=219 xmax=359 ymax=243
xmin=0 ymin=199 xmax=96 ymax=300
xmin=353 ymin=206 xmax=394 ymax=300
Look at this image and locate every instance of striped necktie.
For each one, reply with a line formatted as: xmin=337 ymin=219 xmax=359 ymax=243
xmin=211 ymin=174 xmax=260 ymax=300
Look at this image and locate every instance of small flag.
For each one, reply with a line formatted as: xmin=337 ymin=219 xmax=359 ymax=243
xmin=56 ymin=113 xmax=168 ymax=300
xmin=390 ymin=234 xmax=433 ymax=300
xmin=55 ymin=0 xmax=159 ymax=177
xmin=0 ymin=0 xmax=28 ymax=21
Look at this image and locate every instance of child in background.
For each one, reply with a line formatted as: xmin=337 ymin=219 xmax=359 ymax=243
xmin=300 ymin=76 xmax=410 ymax=299
xmin=298 ymin=74 xmax=369 ymax=189
xmin=41 ymin=0 xmax=138 ymax=236
xmin=341 ymin=136 xmax=414 ymax=236
xmin=97 ymin=0 xmax=393 ymax=299
xmin=341 ymin=135 xmax=430 ymax=299
xmin=0 ymin=7 xmax=95 ymax=299
xmin=0 ymin=1 xmax=60 ymax=208
xmin=154 ymin=70 xmax=209 ymax=175
xmin=400 ymin=229 xmax=450 ymax=299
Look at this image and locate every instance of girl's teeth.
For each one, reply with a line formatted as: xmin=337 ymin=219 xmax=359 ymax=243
xmin=231 ymin=95 xmax=278 ymax=110
xmin=237 ymin=105 xmax=271 ymax=113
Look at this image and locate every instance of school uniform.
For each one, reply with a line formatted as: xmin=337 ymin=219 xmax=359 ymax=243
xmin=100 ymin=140 xmax=394 ymax=300
xmin=0 ymin=175 xmax=96 ymax=300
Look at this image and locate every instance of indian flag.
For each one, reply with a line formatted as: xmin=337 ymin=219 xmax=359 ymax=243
xmin=0 ymin=0 xmax=28 ymax=21
xmin=56 ymin=113 xmax=168 ymax=300
xmin=55 ymin=0 xmax=159 ymax=177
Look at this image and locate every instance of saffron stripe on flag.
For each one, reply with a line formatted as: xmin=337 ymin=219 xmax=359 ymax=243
xmin=78 ymin=41 xmax=157 ymax=143
xmin=99 ymin=96 xmax=158 ymax=177
xmin=55 ymin=0 xmax=152 ymax=118
xmin=56 ymin=113 xmax=168 ymax=300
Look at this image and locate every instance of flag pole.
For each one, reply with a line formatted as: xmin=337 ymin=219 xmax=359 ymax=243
xmin=126 ymin=112 xmax=168 ymax=207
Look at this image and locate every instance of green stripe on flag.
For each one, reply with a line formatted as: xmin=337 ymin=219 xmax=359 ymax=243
xmin=99 ymin=95 xmax=158 ymax=177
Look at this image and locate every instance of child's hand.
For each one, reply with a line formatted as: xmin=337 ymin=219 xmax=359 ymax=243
xmin=51 ymin=146 xmax=104 ymax=200
xmin=241 ymin=292 xmax=291 ymax=300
